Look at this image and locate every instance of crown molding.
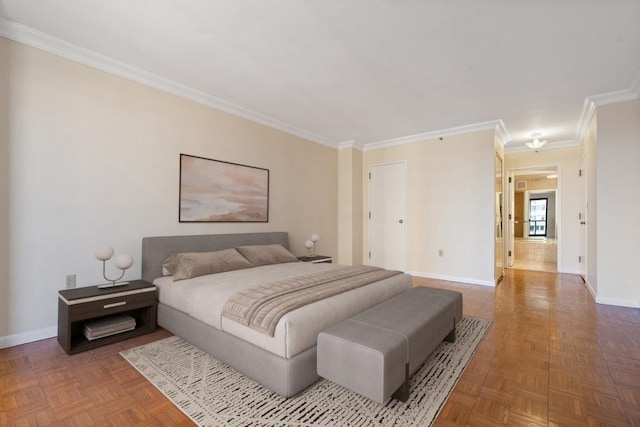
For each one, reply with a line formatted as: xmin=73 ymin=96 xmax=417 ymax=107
xmin=3 ymin=17 xmax=637 ymax=154
xmin=363 ymin=119 xmax=502 ymax=151
xmin=504 ymin=139 xmax=579 ymax=154
xmin=574 ymin=85 xmax=640 ymax=147
xmin=575 ymin=97 xmax=597 ymax=146
xmin=494 ymin=120 xmax=511 ymax=146
xmin=338 ymin=140 xmax=364 ymax=151
xmin=588 ymin=89 xmax=638 ymax=107
xmin=0 ymin=18 xmax=338 ymax=149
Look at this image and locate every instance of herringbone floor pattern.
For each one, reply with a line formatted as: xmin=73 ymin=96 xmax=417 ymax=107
xmin=1 ymin=269 xmax=638 ymax=426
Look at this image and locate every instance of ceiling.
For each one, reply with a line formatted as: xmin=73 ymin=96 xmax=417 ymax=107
xmin=1 ymin=1 xmax=639 ymax=152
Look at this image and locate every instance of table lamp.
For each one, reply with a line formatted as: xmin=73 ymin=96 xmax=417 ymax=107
xmin=94 ymin=245 xmax=133 ymax=288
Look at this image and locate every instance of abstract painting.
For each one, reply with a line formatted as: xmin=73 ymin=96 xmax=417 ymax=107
xmin=179 ymin=154 xmax=269 ymax=222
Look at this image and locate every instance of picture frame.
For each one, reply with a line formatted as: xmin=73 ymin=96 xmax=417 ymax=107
xmin=179 ymin=154 xmax=269 ymax=222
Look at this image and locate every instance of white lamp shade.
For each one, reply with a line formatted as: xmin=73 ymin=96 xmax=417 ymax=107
xmin=310 ymin=234 xmax=320 ymax=243
xmin=115 ymin=254 xmax=134 ymax=270
xmin=94 ymin=245 xmax=114 ymax=261
xmin=304 ymin=240 xmax=314 ymax=249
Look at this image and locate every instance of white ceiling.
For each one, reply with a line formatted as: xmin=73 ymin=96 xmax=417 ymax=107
xmin=1 ymin=1 xmax=639 ymax=151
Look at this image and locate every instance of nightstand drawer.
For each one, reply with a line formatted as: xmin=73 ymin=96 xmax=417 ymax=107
xmin=68 ymin=291 xmax=155 ymax=322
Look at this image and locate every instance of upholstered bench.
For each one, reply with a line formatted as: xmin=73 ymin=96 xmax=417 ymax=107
xmin=317 ymin=319 xmax=408 ymax=404
xmin=317 ymin=286 xmax=463 ymax=404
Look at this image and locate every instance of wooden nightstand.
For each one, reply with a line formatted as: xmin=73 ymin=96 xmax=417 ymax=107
xmin=297 ymin=255 xmax=332 ymax=264
xmin=58 ymin=280 xmax=157 ymax=354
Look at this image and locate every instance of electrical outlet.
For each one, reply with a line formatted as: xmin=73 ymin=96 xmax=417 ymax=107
xmin=438 ymin=249 xmax=444 ymax=257
xmin=65 ymin=274 xmax=76 ymax=289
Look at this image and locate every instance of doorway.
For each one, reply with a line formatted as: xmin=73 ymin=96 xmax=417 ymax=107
xmin=368 ymin=162 xmax=407 ymax=271
xmin=507 ymin=167 xmax=559 ymax=272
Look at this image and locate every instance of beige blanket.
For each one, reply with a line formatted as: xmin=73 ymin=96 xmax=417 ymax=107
xmin=222 ymin=265 xmax=402 ymax=336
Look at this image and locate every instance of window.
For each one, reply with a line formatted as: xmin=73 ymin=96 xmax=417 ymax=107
xmin=528 ymin=198 xmax=547 ymax=236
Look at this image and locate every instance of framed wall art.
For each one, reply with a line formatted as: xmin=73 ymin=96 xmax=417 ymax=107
xmin=179 ymin=154 xmax=269 ymax=222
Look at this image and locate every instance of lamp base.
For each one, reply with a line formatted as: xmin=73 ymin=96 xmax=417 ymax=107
xmin=97 ymin=281 xmax=130 ymax=289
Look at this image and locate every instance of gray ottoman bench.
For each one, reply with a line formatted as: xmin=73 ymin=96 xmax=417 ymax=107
xmin=317 ymin=286 xmax=463 ymax=404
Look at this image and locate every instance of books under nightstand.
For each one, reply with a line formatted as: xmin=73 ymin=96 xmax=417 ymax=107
xmin=297 ymin=255 xmax=332 ymax=264
xmin=58 ymin=280 xmax=157 ymax=354
xmin=83 ymin=314 xmax=136 ymax=341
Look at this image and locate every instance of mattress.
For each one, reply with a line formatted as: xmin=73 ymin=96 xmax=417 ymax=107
xmin=153 ymin=262 xmax=412 ymax=358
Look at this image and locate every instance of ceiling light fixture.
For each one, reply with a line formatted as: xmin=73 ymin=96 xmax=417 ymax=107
xmin=526 ymin=132 xmax=547 ymax=150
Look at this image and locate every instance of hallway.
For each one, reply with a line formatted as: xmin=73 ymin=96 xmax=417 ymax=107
xmin=510 ymin=259 xmax=557 ymax=273
xmin=415 ymin=269 xmax=640 ymax=426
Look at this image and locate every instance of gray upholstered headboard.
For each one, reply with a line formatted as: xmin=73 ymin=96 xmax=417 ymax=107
xmin=141 ymin=232 xmax=289 ymax=283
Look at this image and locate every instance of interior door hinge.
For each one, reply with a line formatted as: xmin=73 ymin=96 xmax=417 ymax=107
xmin=368 ymin=172 xmax=371 ymax=179
xmin=508 ymin=176 xmax=512 ymax=183
xmin=368 ymin=212 xmax=371 ymax=219
xmin=508 ymin=250 xmax=512 ymax=257
xmin=579 ymin=169 xmax=582 ymax=177
xmin=368 ymin=251 xmax=371 ymax=259
xmin=579 ymin=256 xmax=582 ymax=263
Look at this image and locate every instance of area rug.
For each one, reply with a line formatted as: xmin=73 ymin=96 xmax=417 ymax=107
xmin=121 ymin=316 xmax=491 ymax=427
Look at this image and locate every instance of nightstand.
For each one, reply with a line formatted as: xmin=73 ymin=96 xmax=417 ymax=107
xmin=58 ymin=280 xmax=157 ymax=354
xmin=297 ymin=255 xmax=332 ymax=264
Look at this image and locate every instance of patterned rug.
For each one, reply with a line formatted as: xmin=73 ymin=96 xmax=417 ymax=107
xmin=121 ymin=316 xmax=491 ymax=427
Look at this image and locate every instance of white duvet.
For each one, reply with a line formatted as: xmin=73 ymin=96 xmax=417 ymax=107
xmin=154 ymin=262 xmax=412 ymax=358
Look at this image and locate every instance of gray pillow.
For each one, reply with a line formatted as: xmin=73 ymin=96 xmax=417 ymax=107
xmin=162 ymin=248 xmax=253 ymax=281
xmin=236 ymin=244 xmax=299 ymax=267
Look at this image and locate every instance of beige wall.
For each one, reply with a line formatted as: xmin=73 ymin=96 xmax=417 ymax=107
xmin=595 ymin=99 xmax=640 ymax=307
xmin=338 ymin=147 xmax=363 ymax=265
xmin=363 ymin=130 xmax=496 ymax=285
xmin=505 ymin=146 xmax=582 ymax=274
xmin=1 ymin=40 xmax=338 ymax=344
xmin=0 ymin=38 xmax=9 ymax=340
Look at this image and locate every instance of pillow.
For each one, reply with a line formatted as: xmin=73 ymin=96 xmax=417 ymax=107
xmin=236 ymin=244 xmax=298 ymax=267
xmin=162 ymin=248 xmax=253 ymax=281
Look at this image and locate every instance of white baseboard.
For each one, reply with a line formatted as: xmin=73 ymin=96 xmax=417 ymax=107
xmin=595 ymin=297 xmax=640 ymax=309
xmin=558 ymin=276 xmax=638 ymax=309
xmin=0 ymin=325 xmax=57 ymax=350
xmin=583 ymin=277 xmax=597 ymax=301
xmin=408 ymin=271 xmax=495 ymax=287
xmin=558 ymin=268 xmax=581 ymax=275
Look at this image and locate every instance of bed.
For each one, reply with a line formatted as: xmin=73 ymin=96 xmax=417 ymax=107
xmin=141 ymin=232 xmax=412 ymax=397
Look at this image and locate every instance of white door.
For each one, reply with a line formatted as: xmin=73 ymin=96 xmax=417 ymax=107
xmin=579 ymin=157 xmax=587 ymax=278
xmin=368 ymin=162 xmax=407 ymax=271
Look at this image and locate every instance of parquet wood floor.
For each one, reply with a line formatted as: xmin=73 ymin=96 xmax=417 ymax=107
xmin=1 ymin=269 xmax=638 ymax=426
xmin=428 ymin=269 xmax=640 ymax=426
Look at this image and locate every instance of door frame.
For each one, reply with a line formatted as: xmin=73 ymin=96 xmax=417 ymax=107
xmin=367 ymin=161 xmax=408 ymax=272
xmin=506 ymin=163 xmax=562 ymax=271
xmin=495 ymin=152 xmax=505 ymax=283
